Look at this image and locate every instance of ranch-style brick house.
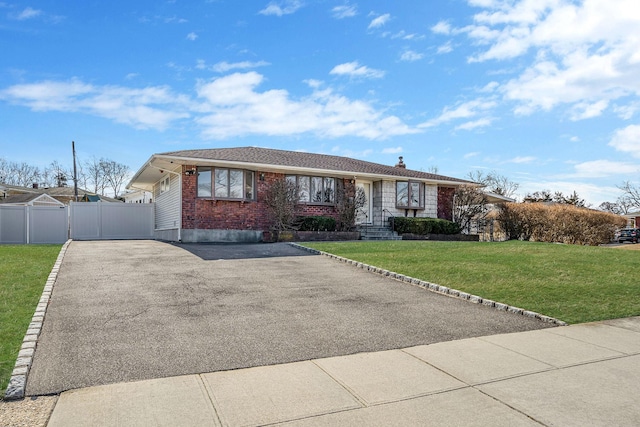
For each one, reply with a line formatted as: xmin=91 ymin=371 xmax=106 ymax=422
xmin=127 ymin=147 xmax=472 ymax=243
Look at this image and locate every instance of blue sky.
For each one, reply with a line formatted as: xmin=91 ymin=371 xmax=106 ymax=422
xmin=1 ymin=0 xmax=639 ymax=205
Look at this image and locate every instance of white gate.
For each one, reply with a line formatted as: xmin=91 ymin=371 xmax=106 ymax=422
xmin=70 ymin=202 xmax=154 ymax=240
xmin=0 ymin=205 xmax=69 ymax=244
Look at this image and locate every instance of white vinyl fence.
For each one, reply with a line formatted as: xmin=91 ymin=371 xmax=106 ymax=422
xmin=0 ymin=203 xmax=154 ymax=244
xmin=70 ymin=202 xmax=154 ymax=240
xmin=0 ymin=205 xmax=69 ymax=244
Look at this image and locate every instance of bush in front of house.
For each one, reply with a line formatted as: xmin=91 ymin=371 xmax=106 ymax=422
xmin=296 ymin=216 xmax=337 ymax=231
xmin=497 ymin=202 xmax=626 ymax=245
xmin=392 ymin=217 xmax=461 ymax=235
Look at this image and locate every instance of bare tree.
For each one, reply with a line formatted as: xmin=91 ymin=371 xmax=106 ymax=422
xmin=12 ymin=162 xmax=40 ymax=187
xmin=264 ymin=178 xmax=298 ymax=239
xmin=335 ymin=181 xmax=367 ymax=231
xmin=453 ymin=184 xmax=489 ymax=233
xmin=101 ymin=159 xmax=130 ymax=198
xmin=0 ymin=157 xmax=10 ymax=184
xmin=467 ymin=170 xmax=519 ymax=199
xmin=43 ymin=160 xmax=71 ymax=187
xmin=85 ymin=157 xmax=106 ymax=195
xmin=618 ymin=181 xmax=640 ymax=209
xmin=75 ymin=160 xmax=89 ymax=191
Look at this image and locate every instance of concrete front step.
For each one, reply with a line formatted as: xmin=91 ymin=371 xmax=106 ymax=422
xmin=358 ymin=226 xmax=401 ymax=241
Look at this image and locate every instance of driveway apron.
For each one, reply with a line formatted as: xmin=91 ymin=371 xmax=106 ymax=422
xmin=26 ymin=240 xmax=552 ymax=395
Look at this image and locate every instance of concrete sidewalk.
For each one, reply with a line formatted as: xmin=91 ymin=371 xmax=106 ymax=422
xmin=47 ymin=316 xmax=640 ymax=427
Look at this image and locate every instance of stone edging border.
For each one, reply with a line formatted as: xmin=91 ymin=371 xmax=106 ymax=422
xmin=4 ymin=240 xmax=72 ymax=401
xmin=289 ymin=242 xmax=568 ymax=327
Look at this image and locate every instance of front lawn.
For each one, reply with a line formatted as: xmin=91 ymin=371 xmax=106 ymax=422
xmin=0 ymin=245 xmax=61 ymax=396
xmin=303 ymin=240 xmax=640 ymax=324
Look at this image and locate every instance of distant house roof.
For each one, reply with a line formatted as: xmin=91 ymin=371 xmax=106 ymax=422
xmin=0 ymin=192 xmax=64 ymax=206
xmin=82 ymin=194 xmax=102 ymax=202
xmin=0 ymin=184 xmax=121 ymax=204
xmin=484 ymin=192 xmax=516 ymax=204
xmin=129 ymin=146 xmax=472 ymax=191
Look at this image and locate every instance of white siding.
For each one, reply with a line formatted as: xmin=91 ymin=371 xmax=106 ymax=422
xmin=154 ymin=172 xmax=181 ymax=230
xmin=424 ymin=184 xmax=438 ymax=218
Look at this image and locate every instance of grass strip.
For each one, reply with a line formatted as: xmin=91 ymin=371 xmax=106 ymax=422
xmin=304 ymin=240 xmax=640 ymax=324
xmin=0 ymin=245 xmax=61 ymax=396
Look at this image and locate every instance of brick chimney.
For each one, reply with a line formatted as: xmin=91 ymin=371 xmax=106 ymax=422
xmin=395 ymin=156 xmax=406 ymax=168
xmin=32 ymin=183 xmax=39 ymax=189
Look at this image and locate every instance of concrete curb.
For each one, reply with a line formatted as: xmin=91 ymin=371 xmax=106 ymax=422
xmin=289 ymin=242 xmax=568 ymax=327
xmin=4 ymin=240 xmax=72 ymax=401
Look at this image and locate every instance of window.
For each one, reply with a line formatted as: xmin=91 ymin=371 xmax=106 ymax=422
xmin=160 ymin=176 xmax=171 ymax=194
xmin=396 ymin=181 xmax=424 ymax=208
xmin=286 ymin=175 xmax=335 ymax=204
xmin=197 ymin=167 xmax=212 ymax=197
xmin=197 ymin=167 xmax=254 ymax=200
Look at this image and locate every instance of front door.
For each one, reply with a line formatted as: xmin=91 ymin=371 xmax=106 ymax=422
xmin=355 ymin=182 xmax=372 ymax=225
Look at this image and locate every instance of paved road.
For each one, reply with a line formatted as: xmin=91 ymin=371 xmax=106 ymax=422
xmin=27 ymin=240 xmax=552 ymax=395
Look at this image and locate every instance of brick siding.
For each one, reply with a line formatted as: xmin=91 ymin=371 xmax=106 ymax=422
xmin=437 ymin=186 xmax=455 ymax=221
xmin=182 ymin=166 xmax=344 ymax=231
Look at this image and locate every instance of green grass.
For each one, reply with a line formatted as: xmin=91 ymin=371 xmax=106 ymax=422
xmin=0 ymin=245 xmax=61 ymax=395
xmin=303 ymin=240 xmax=640 ymax=324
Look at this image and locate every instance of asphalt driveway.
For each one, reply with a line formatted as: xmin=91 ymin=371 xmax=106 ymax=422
xmin=27 ymin=240 xmax=552 ymax=395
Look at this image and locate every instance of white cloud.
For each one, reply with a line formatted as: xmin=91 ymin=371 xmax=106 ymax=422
xmin=210 ymin=60 xmax=270 ymax=73
xmin=436 ymin=41 xmax=453 ymax=54
xmin=1 ymin=72 xmax=422 ymax=141
xmin=304 ymin=79 xmax=323 ymax=89
xmin=569 ymin=100 xmax=609 ymax=121
xmin=195 ymin=72 xmax=419 ymax=139
xmin=400 ymin=50 xmax=423 ymax=62
xmin=186 ymin=32 xmax=198 ymax=41
xmin=431 ymin=20 xmax=451 ymax=35
xmin=14 ymin=7 xmax=42 ymax=20
xmin=382 ymin=146 xmax=403 ymax=154
xmin=464 ymin=151 xmax=480 ymax=159
xmin=573 ymin=159 xmax=639 ymax=178
xmin=507 ymin=156 xmax=536 ymax=164
xmin=368 ymin=13 xmax=390 ymax=29
xmin=0 ymin=79 xmax=189 ymax=130
xmin=609 ymin=124 xmax=640 ymax=157
xmin=447 ymin=0 xmax=640 ymax=119
xmin=614 ymin=102 xmax=640 ymax=120
xmin=480 ymin=81 xmax=499 ymax=92
xmin=259 ymin=0 xmax=303 ymax=16
xmin=419 ymin=99 xmax=496 ymax=128
xmin=391 ymin=31 xmax=423 ymax=41
xmin=329 ymin=61 xmax=385 ymax=79
xmin=331 ymin=5 xmax=357 ymax=19
xmin=455 ymin=117 xmax=493 ymax=131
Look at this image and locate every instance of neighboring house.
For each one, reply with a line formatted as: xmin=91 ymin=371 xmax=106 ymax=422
xmin=0 ymin=192 xmax=65 ymax=206
xmin=625 ymin=211 xmax=640 ymax=227
xmin=43 ymin=186 xmax=122 ymax=204
xmin=127 ymin=147 xmax=472 ymax=243
xmin=0 ymin=184 xmax=121 ymax=205
xmin=123 ymin=189 xmax=153 ymax=204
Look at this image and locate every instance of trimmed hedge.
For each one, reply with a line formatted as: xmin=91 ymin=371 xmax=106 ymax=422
xmin=392 ymin=217 xmax=461 ymax=235
xmin=296 ymin=216 xmax=337 ymax=232
xmin=497 ymin=203 xmax=626 ymax=245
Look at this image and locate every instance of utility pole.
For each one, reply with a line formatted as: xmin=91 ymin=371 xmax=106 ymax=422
xmin=72 ymin=141 xmax=79 ymax=202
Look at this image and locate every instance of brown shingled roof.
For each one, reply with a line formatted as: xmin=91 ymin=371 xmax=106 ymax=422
xmin=160 ymin=147 xmax=469 ymax=183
